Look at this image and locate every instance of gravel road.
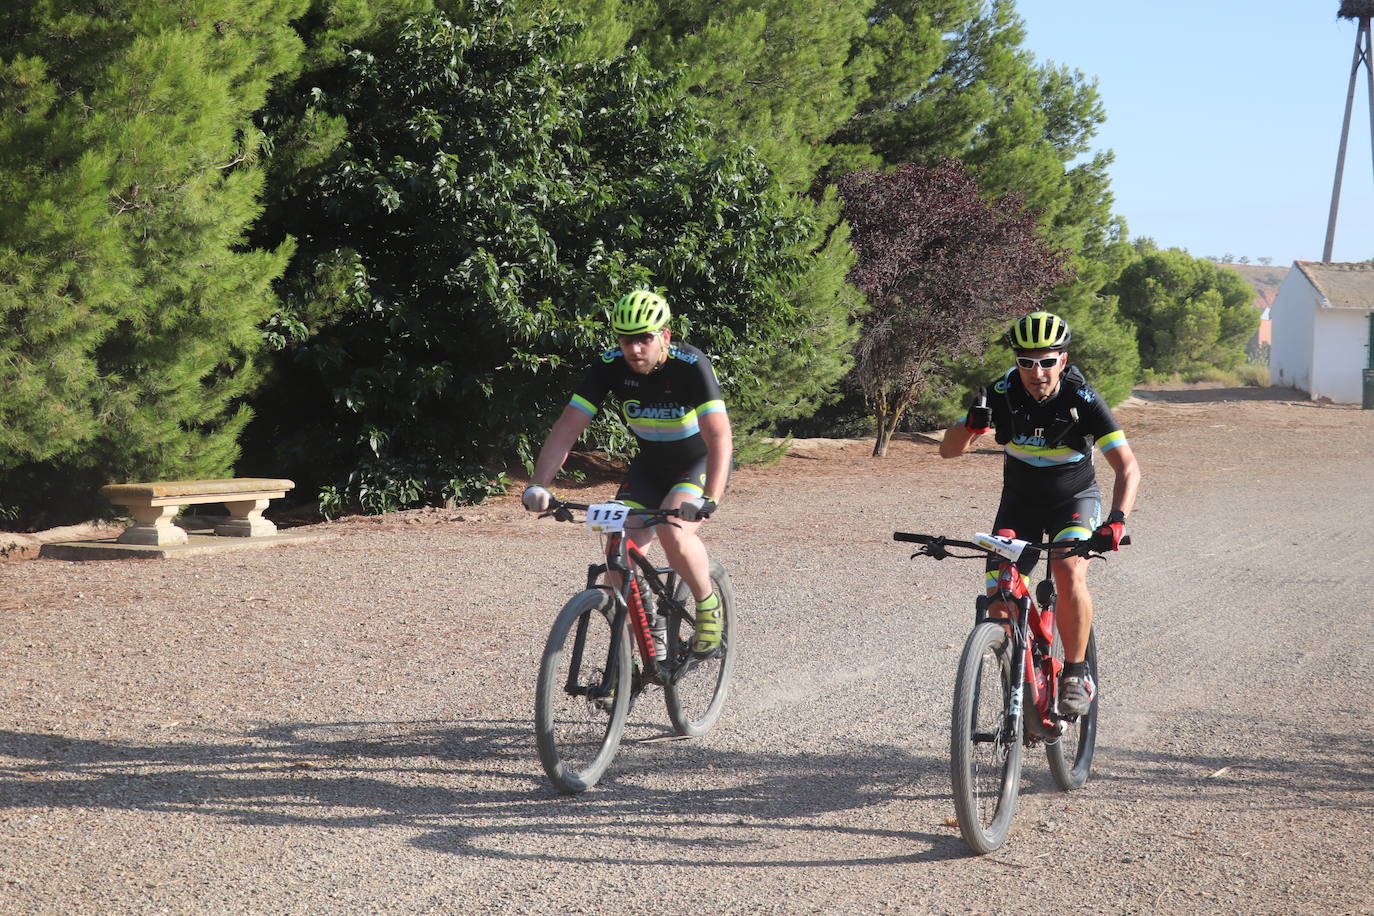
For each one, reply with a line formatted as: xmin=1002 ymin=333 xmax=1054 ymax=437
xmin=1 ymin=388 xmax=1371 ymax=915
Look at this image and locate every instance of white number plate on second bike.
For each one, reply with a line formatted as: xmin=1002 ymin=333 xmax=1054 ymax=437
xmin=586 ymin=502 xmax=630 ymax=533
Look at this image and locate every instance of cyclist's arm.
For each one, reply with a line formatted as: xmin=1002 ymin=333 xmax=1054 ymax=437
xmin=939 ymin=418 xmax=980 ymax=458
xmin=698 ymin=409 xmax=732 ymax=503
xmin=531 ymin=405 xmax=594 ymax=488
xmin=1101 ymin=439 xmax=1140 ymax=519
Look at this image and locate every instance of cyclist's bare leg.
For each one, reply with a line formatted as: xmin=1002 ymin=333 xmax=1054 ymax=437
xmin=984 ymin=566 xmax=1012 ymax=619
xmin=656 ymin=490 xmax=714 ymax=601
xmin=607 ymin=509 xmax=710 ymax=600
xmin=1050 ymin=551 xmax=1092 ymax=663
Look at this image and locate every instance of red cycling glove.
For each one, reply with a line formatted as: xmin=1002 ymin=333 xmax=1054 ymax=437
xmin=1093 ymin=510 xmax=1127 ymax=551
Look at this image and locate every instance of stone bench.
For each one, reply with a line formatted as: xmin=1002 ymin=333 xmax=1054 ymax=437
xmin=99 ymin=478 xmax=295 ymax=547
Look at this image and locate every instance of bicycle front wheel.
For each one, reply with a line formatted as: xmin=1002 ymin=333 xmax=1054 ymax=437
xmin=534 ymin=589 xmax=631 ymax=793
xmin=950 ymin=621 xmax=1024 ymax=855
xmin=663 ymin=561 xmax=737 ymax=737
xmin=1046 ymin=626 xmax=1099 ymax=791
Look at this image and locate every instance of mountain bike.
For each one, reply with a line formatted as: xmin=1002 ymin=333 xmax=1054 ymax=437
xmin=893 ymin=528 xmax=1128 ymax=854
xmin=534 ymin=498 xmax=736 ymax=793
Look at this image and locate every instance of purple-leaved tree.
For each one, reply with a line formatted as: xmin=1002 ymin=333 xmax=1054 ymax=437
xmin=837 ymin=161 xmax=1071 ymax=456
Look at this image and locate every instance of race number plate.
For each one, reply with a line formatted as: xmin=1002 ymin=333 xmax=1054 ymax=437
xmin=973 ymin=532 xmax=1029 ymax=561
xmin=586 ymin=502 xmax=630 ymax=533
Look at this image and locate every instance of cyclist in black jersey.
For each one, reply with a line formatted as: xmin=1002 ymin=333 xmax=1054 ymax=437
xmin=522 ymin=290 xmax=734 ymax=656
xmin=939 ymin=311 xmax=1140 ymax=715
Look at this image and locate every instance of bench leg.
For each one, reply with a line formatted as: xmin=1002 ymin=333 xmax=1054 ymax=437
xmin=118 ymin=504 xmax=190 ymax=546
xmin=217 ymin=498 xmax=277 ymax=538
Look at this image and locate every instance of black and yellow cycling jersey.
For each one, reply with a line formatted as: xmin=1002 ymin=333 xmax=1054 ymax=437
xmin=963 ymin=365 xmax=1127 ymax=500
xmin=569 ymin=341 xmax=726 ymax=464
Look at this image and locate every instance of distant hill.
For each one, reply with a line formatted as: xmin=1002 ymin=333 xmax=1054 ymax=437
xmin=1218 ymin=263 xmax=1288 ymax=310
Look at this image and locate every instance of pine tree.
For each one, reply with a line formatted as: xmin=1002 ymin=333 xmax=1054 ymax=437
xmin=511 ymin=0 xmax=873 ymax=438
xmin=1108 ymin=246 xmax=1259 ymax=375
xmin=518 ymin=0 xmax=876 ymax=192
xmin=0 ymin=1 xmax=304 ymax=525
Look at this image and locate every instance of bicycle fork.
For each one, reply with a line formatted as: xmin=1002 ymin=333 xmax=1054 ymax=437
xmin=563 ymin=599 xmax=613 ymax=703
xmin=977 ymin=592 xmax=1031 ymax=741
xmin=1007 ymin=596 xmax=1030 ymax=733
xmin=580 ymin=549 xmax=663 ymax=696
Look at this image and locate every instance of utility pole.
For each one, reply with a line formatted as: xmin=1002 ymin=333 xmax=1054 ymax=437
xmin=1323 ymin=2 xmax=1374 ymax=262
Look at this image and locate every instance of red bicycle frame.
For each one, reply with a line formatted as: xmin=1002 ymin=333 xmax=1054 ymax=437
xmin=602 ymin=532 xmax=659 ymax=667
xmin=987 ymin=554 xmax=1062 ymax=738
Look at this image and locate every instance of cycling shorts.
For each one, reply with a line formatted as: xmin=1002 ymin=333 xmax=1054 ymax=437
xmin=984 ymin=486 xmax=1101 ymax=582
xmin=615 ymin=454 xmax=712 ymax=510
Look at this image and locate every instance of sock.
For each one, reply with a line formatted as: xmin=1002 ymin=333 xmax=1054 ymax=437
xmin=695 ymin=592 xmax=719 ymax=612
xmin=1063 ymin=661 xmax=1089 ymax=679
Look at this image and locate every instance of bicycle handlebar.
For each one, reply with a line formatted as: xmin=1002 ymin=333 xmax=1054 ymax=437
xmin=893 ymin=530 xmax=1131 ymax=560
xmin=541 ymin=498 xmax=684 ymax=525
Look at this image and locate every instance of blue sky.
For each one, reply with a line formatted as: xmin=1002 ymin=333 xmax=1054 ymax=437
xmin=1014 ymin=0 xmax=1374 ymax=265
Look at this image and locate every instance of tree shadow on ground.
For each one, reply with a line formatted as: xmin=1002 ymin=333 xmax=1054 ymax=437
xmin=0 ymin=718 xmax=969 ymax=866
xmin=1093 ymin=712 xmax=1374 ymax=807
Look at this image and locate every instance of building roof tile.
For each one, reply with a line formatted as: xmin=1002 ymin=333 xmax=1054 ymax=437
xmin=1293 ymin=261 xmax=1374 ymax=310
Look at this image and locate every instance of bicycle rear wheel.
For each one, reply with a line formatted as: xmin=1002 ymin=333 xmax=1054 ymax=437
xmin=535 ymin=589 xmax=631 ymax=793
xmin=663 ymin=561 xmax=736 ymax=737
xmin=950 ymin=621 xmax=1023 ymax=854
xmin=1046 ymin=626 xmax=1098 ymax=791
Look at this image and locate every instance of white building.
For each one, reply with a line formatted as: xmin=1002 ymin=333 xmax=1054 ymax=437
xmin=1269 ymin=261 xmax=1374 ymax=403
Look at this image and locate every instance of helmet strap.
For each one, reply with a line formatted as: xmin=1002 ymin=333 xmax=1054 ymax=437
xmin=653 ymin=329 xmax=671 ymax=370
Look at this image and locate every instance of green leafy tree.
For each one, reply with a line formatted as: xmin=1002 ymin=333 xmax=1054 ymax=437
xmin=512 ymin=0 xmax=876 ymax=432
xmin=518 ymin=0 xmax=876 ymax=192
xmin=772 ymin=0 xmax=1135 ymax=436
xmin=1107 ymin=245 xmax=1260 ymax=375
xmin=524 ymin=0 xmax=1141 ymax=434
xmin=836 ymin=1 xmax=1110 ymax=229
xmin=243 ymin=6 xmax=856 ymax=511
xmin=0 ymin=1 xmax=303 ymax=526
xmin=837 ymin=161 xmax=1071 ymax=456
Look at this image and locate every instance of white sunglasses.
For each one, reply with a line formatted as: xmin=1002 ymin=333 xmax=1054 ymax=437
xmin=1015 ymin=354 xmax=1063 ymax=370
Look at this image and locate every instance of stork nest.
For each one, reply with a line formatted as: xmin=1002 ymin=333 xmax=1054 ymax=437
xmin=1339 ymin=0 xmax=1374 ymax=18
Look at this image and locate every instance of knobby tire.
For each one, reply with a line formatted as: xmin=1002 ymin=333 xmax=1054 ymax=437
xmin=535 ymin=589 xmax=631 ymax=793
xmin=951 ymin=621 xmax=1023 ymax=855
xmin=1046 ymin=626 xmax=1098 ymax=791
xmin=663 ymin=560 xmax=736 ymax=737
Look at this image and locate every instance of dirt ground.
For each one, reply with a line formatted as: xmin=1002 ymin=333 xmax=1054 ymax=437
xmin=1 ymin=383 xmax=1371 ymax=915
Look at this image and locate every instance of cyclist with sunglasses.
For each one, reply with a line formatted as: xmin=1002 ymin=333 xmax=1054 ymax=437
xmin=521 ymin=290 xmax=733 ymax=657
xmin=939 ymin=311 xmax=1140 ymax=715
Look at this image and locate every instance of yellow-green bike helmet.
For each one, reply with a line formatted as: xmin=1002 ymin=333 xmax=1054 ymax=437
xmin=1009 ymin=311 xmax=1071 ymax=351
xmin=611 ymin=290 xmax=671 ymax=335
